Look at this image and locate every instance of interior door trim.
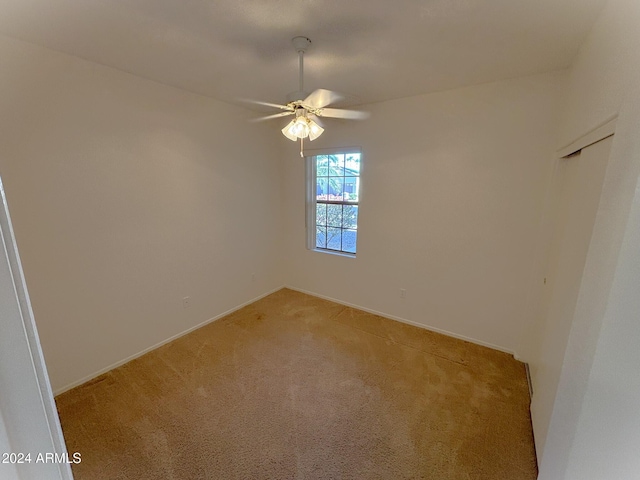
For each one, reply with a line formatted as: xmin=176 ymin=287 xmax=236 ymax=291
xmin=557 ymin=115 xmax=617 ymax=158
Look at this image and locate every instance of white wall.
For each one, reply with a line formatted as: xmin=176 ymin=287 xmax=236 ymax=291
xmin=521 ymin=0 xmax=640 ymax=477
xmin=0 ymin=35 xmax=285 ymax=393
xmin=283 ymin=72 xmax=562 ymax=354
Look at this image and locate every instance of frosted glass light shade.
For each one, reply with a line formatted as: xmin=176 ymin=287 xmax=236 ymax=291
xmin=282 ymin=120 xmax=298 ymax=141
xmin=292 ymin=117 xmax=310 ymax=138
xmin=308 ymin=119 xmax=324 ymax=141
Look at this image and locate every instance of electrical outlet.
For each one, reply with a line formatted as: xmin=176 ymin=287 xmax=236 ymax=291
xmin=182 ymin=296 xmax=191 ymax=309
xmin=399 ymin=289 xmax=406 ymax=299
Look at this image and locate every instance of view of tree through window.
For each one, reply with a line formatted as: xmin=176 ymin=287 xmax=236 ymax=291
xmin=314 ymin=153 xmax=360 ymax=254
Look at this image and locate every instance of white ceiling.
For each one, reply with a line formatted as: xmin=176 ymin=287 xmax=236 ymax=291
xmin=0 ymin=0 xmax=606 ymax=109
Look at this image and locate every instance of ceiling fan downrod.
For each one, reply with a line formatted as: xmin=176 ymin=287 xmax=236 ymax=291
xmin=292 ymin=36 xmax=311 ymax=95
xmin=292 ymin=36 xmax=311 ymax=157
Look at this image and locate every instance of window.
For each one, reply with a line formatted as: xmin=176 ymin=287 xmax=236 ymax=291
xmin=306 ymin=150 xmax=361 ymax=255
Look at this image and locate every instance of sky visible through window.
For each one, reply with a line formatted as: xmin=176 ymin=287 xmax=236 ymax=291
xmin=315 ymin=153 xmax=360 ymax=254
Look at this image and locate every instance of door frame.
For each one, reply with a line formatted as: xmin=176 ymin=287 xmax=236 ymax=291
xmin=0 ymin=176 xmax=73 ymax=480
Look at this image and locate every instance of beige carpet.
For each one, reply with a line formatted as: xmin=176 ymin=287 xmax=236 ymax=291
xmin=56 ymin=288 xmax=537 ymax=479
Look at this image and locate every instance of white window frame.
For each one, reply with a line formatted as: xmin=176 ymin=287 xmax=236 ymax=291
xmin=305 ymin=147 xmax=362 ymax=256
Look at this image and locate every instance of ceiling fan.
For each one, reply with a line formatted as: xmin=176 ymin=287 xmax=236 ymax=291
xmin=247 ymin=36 xmax=370 ymax=157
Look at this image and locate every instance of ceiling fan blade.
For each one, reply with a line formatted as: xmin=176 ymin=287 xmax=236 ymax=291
xmin=309 ymin=114 xmax=324 ymax=128
xmin=302 ymin=89 xmax=344 ymax=109
xmin=318 ymin=108 xmax=370 ymax=120
xmin=250 ymin=111 xmax=294 ymax=122
xmin=240 ymin=98 xmax=292 ymax=111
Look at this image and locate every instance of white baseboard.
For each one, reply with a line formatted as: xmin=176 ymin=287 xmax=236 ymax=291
xmin=284 ymin=285 xmax=517 ymax=357
xmin=54 ymin=285 xmax=286 ymax=396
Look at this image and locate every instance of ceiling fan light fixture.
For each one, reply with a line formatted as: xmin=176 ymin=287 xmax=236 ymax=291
xmin=253 ymin=35 xmax=366 ymax=150
xmin=282 ymin=115 xmax=324 ymax=141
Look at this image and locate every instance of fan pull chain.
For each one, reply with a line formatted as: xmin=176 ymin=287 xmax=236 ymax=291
xmin=300 ymin=137 xmax=304 ymax=158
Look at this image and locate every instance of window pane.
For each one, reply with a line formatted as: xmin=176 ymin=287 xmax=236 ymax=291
xmin=316 ymin=178 xmax=328 ymax=201
xmin=316 ymin=226 xmax=327 ymax=248
xmin=343 ymin=205 xmax=358 ymax=229
xmin=316 ymin=203 xmax=327 ymax=225
xmin=328 ymin=154 xmax=345 ymax=176
xmin=343 ymin=229 xmax=357 ymax=254
xmin=345 ymin=153 xmax=361 ymax=176
xmin=327 ymin=177 xmax=344 ymax=201
xmin=316 ymin=155 xmax=329 ymax=176
xmin=343 ymin=177 xmax=359 ymax=202
xmin=326 ymin=204 xmax=342 ymax=227
xmin=327 ymin=227 xmax=342 ymax=250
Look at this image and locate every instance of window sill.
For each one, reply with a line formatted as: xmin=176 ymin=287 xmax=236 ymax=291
xmin=311 ymin=248 xmax=356 ymax=259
